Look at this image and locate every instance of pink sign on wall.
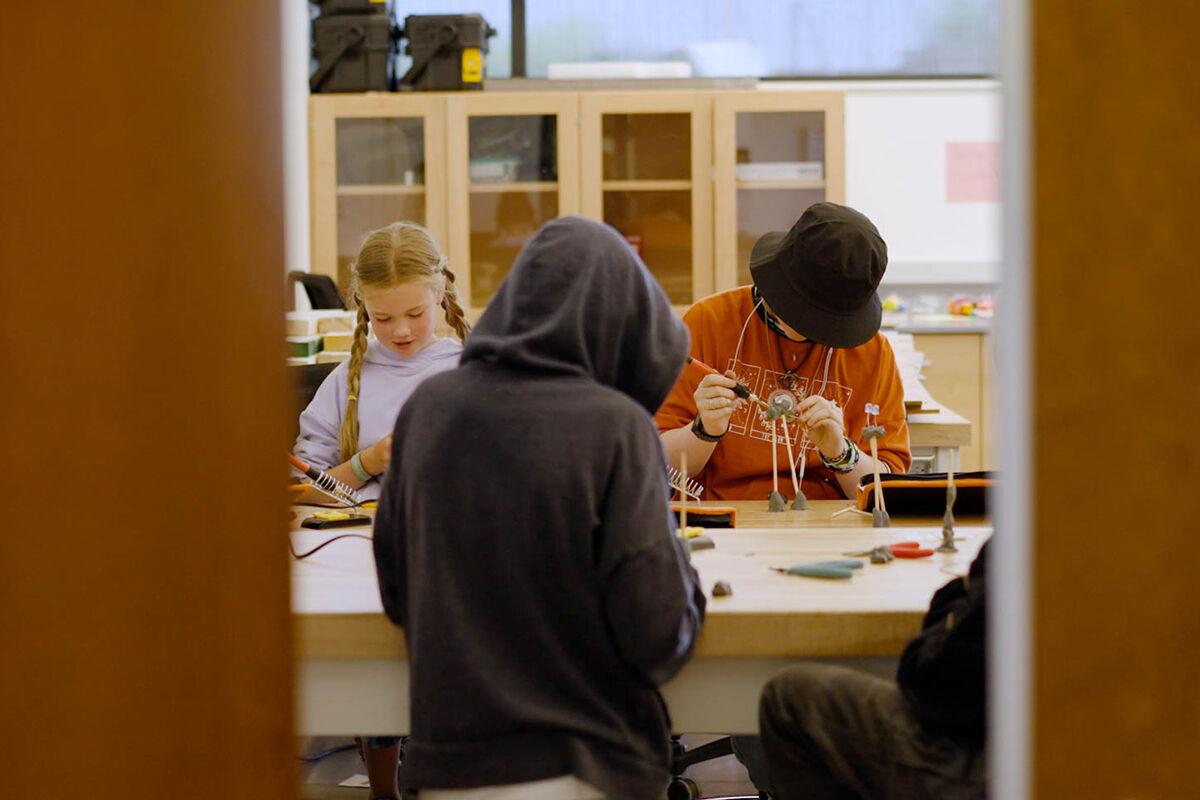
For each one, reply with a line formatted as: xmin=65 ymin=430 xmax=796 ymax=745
xmin=946 ymin=141 xmax=1000 ymax=203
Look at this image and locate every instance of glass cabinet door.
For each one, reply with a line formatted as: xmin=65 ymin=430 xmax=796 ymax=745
xmin=714 ymin=93 xmax=845 ymax=292
xmin=447 ymin=94 xmax=579 ymax=315
xmin=335 ymin=117 xmax=427 ymax=293
xmin=308 ymin=96 xmax=447 ymax=299
xmin=732 ymin=111 xmax=827 ymax=286
xmin=600 ymin=113 xmax=693 ymax=305
xmin=581 ymin=94 xmax=712 ymax=309
xmin=466 ymin=114 xmax=559 ymax=308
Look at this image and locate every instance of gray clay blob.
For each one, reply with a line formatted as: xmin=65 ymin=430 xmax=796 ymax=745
xmin=870 ymin=545 xmax=895 ymax=563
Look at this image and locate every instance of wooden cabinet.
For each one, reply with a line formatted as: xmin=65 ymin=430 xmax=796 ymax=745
xmin=912 ymin=332 xmax=995 ymax=471
xmin=309 ymin=88 xmax=845 ymax=313
xmin=308 ymin=94 xmax=447 ymax=297
xmin=980 ymin=332 xmax=995 ymax=469
xmin=579 ymin=92 xmax=713 ymax=309
xmin=445 ymin=92 xmax=579 ymax=316
xmin=713 ymin=91 xmax=845 ymax=291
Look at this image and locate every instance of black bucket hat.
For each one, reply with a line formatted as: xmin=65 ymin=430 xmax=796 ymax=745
xmin=749 ymin=202 xmax=888 ymax=348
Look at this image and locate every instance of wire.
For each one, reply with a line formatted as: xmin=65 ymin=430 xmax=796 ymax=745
xmin=831 ymin=506 xmax=872 ymax=518
xmin=731 ymin=295 xmax=765 ymax=368
xmin=290 ymin=533 xmax=373 ymax=560
xmin=293 ymin=497 xmax=377 ymax=511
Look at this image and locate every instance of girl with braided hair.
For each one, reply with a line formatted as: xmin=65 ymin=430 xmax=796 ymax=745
xmin=294 ymin=220 xmax=469 ymax=501
xmin=294 ymin=222 xmax=468 ymax=799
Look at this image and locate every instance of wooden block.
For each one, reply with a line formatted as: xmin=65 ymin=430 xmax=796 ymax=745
xmin=286 ymin=310 xmax=356 ymax=336
xmin=322 ymin=330 xmax=354 ymax=351
xmin=316 ymin=311 xmax=357 ymax=333
xmin=316 ymin=350 xmax=350 ymax=364
xmin=285 ymin=316 xmax=318 ymax=336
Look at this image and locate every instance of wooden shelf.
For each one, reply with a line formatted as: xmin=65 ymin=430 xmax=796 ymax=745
xmin=602 ymin=179 xmax=692 ymax=192
xmin=736 ymin=179 xmax=826 ymax=191
xmin=336 ymin=184 xmax=425 ymax=196
xmin=467 ymin=181 xmax=558 ymax=194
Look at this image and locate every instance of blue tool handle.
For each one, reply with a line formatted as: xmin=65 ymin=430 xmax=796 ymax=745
xmin=776 ymin=560 xmax=864 ymax=579
xmin=804 ymin=559 xmax=864 ymax=570
xmin=784 ymin=565 xmax=854 ymax=579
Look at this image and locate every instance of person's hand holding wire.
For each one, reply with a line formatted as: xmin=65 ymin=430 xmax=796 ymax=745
xmin=693 ymin=372 xmax=742 ymax=436
xmin=797 ymin=395 xmax=846 ymax=459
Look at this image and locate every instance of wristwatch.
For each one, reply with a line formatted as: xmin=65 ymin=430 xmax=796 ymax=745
xmin=690 ymin=416 xmax=725 ymax=443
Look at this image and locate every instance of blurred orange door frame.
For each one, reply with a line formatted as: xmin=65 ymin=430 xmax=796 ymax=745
xmin=1 ymin=5 xmax=293 ymax=799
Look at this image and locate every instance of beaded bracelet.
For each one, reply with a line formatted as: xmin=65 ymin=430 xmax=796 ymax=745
xmin=820 ymin=437 xmax=861 ymax=473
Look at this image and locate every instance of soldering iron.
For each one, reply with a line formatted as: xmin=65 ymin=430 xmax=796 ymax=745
xmin=685 ymin=356 xmax=769 ymax=409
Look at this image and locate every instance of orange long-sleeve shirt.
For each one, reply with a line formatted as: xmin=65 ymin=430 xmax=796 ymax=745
xmin=655 ymin=287 xmax=911 ymax=501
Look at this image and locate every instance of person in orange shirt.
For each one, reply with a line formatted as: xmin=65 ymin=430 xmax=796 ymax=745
xmin=657 ymin=202 xmax=911 ymax=503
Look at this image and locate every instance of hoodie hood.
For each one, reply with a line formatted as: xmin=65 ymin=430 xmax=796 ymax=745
xmin=463 ymin=216 xmax=689 ymax=414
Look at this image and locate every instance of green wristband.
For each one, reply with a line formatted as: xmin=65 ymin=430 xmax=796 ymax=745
xmin=350 ymin=451 xmax=373 ymax=481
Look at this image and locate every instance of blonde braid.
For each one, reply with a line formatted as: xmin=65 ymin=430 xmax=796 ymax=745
xmin=337 ymin=300 xmax=371 ymax=462
xmin=337 ymin=222 xmax=453 ymax=462
xmin=440 ymin=265 xmax=471 ymax=341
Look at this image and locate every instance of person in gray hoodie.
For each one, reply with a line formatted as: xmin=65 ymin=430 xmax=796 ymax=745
xmin=372 ymin=216 xmax=707 ymax=800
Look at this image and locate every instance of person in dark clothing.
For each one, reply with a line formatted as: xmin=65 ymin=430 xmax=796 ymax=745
xmin=372 ymin=215 xmax=707 ymax=800
xmin=758 ymin=540 xmax=990 ymax=800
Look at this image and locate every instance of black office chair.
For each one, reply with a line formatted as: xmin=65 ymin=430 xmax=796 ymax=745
xmin=289 ymin=362 xmax=340 ymax=440
xmin=289 ymin=270 xmax=347 ymax=310
xmin=670 ymin=735 xmax=765 ymax=800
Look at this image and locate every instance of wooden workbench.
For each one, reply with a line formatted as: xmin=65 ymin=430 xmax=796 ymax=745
xmin=293 ymin=500 xmax=990 ymax=734
xmin=906 ymin=402 xmax=972 ymax=471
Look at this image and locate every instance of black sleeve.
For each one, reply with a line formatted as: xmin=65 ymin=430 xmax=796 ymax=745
xmin=896 ymin=540 xmax=989 ymax=740
xmin=598 ymin=420 xmax=707 ymax=687
xmin=371 ymin=414 xmax=408 ymax=628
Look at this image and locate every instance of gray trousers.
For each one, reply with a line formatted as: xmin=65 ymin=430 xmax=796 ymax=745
xmin=755 ymin=663 xmax=986 ymax=800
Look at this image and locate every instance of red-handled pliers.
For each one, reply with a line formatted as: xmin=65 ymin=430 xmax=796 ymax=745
xmin=844 ymin=541 xmax=935 ymax=561
xmin=888 ymin=541 xmax=935 ymax=558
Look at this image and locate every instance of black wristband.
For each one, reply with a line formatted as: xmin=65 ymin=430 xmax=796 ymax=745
xmin=690 ymin=416 xmax=725 ymax=443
